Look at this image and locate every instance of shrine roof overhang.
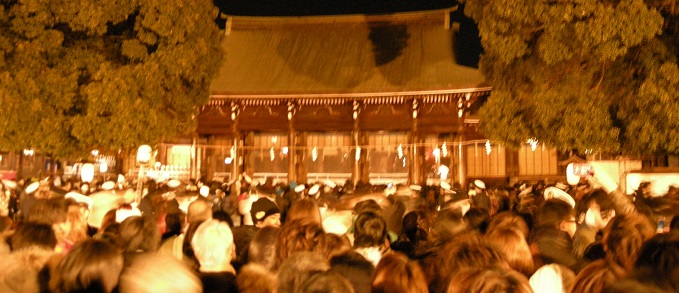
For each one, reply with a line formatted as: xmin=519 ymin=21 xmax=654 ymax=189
xmin=209 ymin=8 xmax=490 ymax=103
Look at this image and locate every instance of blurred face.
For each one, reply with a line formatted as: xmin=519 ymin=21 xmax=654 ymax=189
xmin=257 ymin=213 xmax=281 ymax=228
xmin=560 ymin=216 xmax=578 ymax=238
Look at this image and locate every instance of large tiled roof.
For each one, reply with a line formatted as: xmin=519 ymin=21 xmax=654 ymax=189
xmin=210 ymin=8 xmax=489 ymax=98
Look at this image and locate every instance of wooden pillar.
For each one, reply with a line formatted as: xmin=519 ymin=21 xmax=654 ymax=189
xmin=360 ymin=132 xmax=370 ymax=183
xmin=297 ymin=132 xmax=308 ymax=184
xmin=206 ymin=136 xmax=216 ymax=181
xmin=352 ymin=100 xmax=361 ymax=186
xmin=456 ymin=125 xmax=467 ymax=187
xmin=410 ymin=117 xmax=420 ymax=185
xmin=287 ymin=108 xmax=297 ymax=184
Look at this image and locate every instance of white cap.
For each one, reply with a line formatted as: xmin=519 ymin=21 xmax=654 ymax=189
xmin=409 ymin=185 xmax=421 ymax=191
xmin=308 ymin=184 xmax=320 ymax=196
xmin=65 ymin=191 xmax=94 ymax=210
xmin=325 ymin=180 xmax=337 ymax=189
xmin=2 ymin=180 xmax=17 ymax=189
xmin=294 ymin=184 xmax=305 ymax=193
xmin=25 ymin=181 xmax=39 ymax=194
xmin=116 ymin=207 xmax=142 ymax=223
xmin=474 ymin=180 xmax=486 ymax=189
xmin=199 ymin=185 xmax=210 ymax=197
xmin=117 ymin=174 xmax=125 ymax=183
xmin=167 ymin=179 xmax=181 ymax=189
xmin=101 ymin=181 xmax=115 ymax=191
xmin=543 ymin=186 xmax=575 ymax=208
xmin=440 ymin=181 xmax=451 ymax=191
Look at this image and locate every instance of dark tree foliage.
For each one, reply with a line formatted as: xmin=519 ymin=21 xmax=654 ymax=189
xmin=463 ymin=0 xmax=679 ymax=155
xmin=0 ymin=0 xmax=224 ymax=158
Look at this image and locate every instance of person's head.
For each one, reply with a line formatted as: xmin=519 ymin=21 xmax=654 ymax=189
xmin=277 ymin=252 xmax=330 ymax=293
xmin=286 ymin=198 xmax=322 ymax=227
xmin=353 ymin=212 xmax=387 ymax=248
xmin=433 ymin=233 xmax=509 ymax=292
xmin=118 ymin=216 xmax=160 ymax=253
xmin=538 ymin=198 xmax=576 ymax=237
xmin=300 ymin=270 xmax=355 ymax=293
xmin=318 ymin=232 xmax=352 ymax=260
xmin=49 ymin=239 xmax=123 ymax=293
xmin=430 ymin=207 xmax=469 ymax=244
xmin=528 ymin=264 xmax=575 ymax=293
xmin=11 ymin=222 xmax=57 ymax=251
xmin=25 ymin=198 xmax=71 ymax=241
xmin=445 ymin=267 xmax=532 ymax=293
xmin=577 ymin=189 xmax=616 ymax=230
xmin=118 ymin=253 xmax=201 ymax=293
xmin=330 ymin=251 xmax=375 ymax=293
xmin=484 ymin=227 xmax=535 ymax=277
xmin=569 ymin=259 xmax=617 ymax=293
xmin=603 ymin=213 xmax=655 ymax=273
xmin=236 ymin=264 xmax=278 ymax=293
xmin=401 ymin=210 xmax=430 ymax=244
xmin=248 ymin=226 xmax=280 ymax=270
xmin=191 ymin=219 xmax=235 ymax=271
xmin=187 ymin=198 xmax=212 ymax=225
xmin=486 ymin=211 xmax=529 ymax=238
xmin=251 ymin=197 xmax=281 ymax=228
xmin=464 ymin=207 xmax=491 ymax=234
xmin=372 ymin=252 xmax=427 ymax=293
xmin=632 ymin=233 xmax=679 ymax=290
xmin=274 ymin=219 xmax=326 ymax=270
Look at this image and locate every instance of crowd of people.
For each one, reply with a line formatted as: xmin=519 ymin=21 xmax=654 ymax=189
xmin=0 ymin=167 xmax=678 ymax=293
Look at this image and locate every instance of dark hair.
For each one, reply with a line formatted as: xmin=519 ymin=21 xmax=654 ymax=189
xmin=537 ymin=199 xmax=574 ymax=229
xmin=445 ymin=267 xmax=532 ymax=293
xmin=433 ymin=233 xmax=509 ymax=292
xmin=277 ymin=252 xmax=330 ymax=293
xmin=603 ymin=214 xmax=655 ymax=273
xmin=11 ymin=222 xmax=57 ymax=251
xmin=576 ymin=189 xmax=615 ymax=219
xmin=330 ymin=251 xmax=374 ymax=293
xmin=274 ymin=220 xmax=326 ymax=270
xmin=372 ymin=252 xmax=427 ymax=293
xmin=300 ymin=270 xmax=354 ymax=293
xmin=464 ymin=207 xmax=491 ymax=234
xmin=353 ymin=212 xmax=387 ymax=248
xmin=25 ymin=198 xmax=69 ymax=225
xmin=248 ymin=226 xmax=280 ymax=270
xmin=119 ymin=216 xmax=160 ymax=253
xmin=162 ymin=212 xmax=185 ymax=240
xmin=49 ymin=239 xmax=123 ymax=293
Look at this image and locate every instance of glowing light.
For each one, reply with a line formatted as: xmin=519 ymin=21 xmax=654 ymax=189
xmin=81 ymin=163 xmax=95 ymax=183
xmin=442 ymin=142 xmax=448 ymax=157
xmin=272 ymin=136 xmax=278 ymax=144
xmin=432 ymin=147 xmax=441 ymax=162
xmin=397 ymin=144 xmax=404 ymax=159
xmin=527 ymin=138 xmax=539 ymax=152
xmin=402 ymin=157 xmax=407 ymax=167
xmin=23 ymin=149 xmax=34 ymax=156
xmin=224 ymin=157 xmax=233 ymax=164
xmin=312 ymin=147 xmax=318 ymax=162
xmin=282 ymin=147 xmax=289 ymax=155
xmin=136 ymin=145 xmax=152 ymax=164
xmin=99 ymin=162 xmax=108 ymax=173
xmin=355 ymin=146 xmax=361 ymax=161
xmin=91 ymin=149 xmax=99 ymax=157
xmin=270 ymin=147 xmax=275 ymax=161
xmin=485 ymin=140 xmax=491 ymax=155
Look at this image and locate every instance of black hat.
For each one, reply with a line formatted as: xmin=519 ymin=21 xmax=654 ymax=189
xmin=250 ymin=197 xmax=280 ymax=224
